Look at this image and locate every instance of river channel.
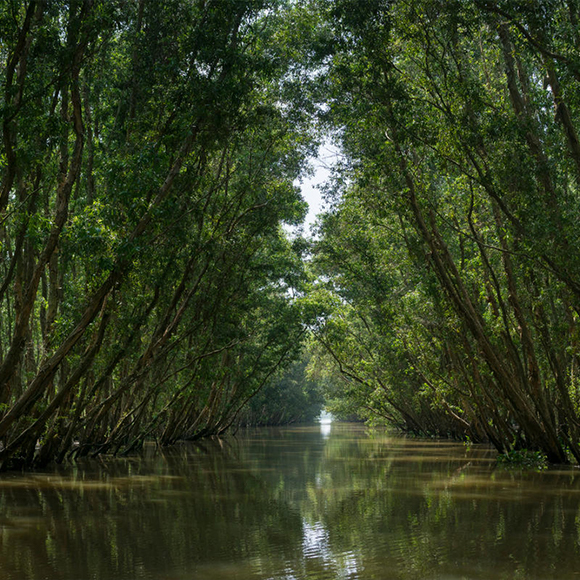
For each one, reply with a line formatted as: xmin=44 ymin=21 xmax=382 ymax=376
xmin=1 ymin=423 xmax=580 ymax=579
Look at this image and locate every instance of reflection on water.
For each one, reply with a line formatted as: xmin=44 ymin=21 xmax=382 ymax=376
xmin=320 ymin=421 xmax=331 ymax=438
xmin=0 ymin=424 xmax=580 ymax=579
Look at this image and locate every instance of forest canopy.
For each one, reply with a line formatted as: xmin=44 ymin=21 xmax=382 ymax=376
xmin=1 ymin=0 xmax=580 ymax=467
xmin=312 ymin=0 xmax=580 ymax=464
xmin=0 ymin=0 xmax=322 ymax=468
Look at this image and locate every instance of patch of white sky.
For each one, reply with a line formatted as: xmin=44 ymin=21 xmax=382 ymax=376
xmin=289 ymin=140 xmax=340 ymax=237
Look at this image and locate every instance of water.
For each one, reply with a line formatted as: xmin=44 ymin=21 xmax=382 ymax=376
xmin=0 ymin=423 xmax=580 ymax=579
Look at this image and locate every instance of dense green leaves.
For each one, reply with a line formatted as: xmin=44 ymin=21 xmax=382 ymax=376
xmin=313 ymin=0 xmax=580 ymax=463
xmin=0 ymin=0 xmax=318 ymax=468
xmin=4 ymin=0 xmax=580 ymax=468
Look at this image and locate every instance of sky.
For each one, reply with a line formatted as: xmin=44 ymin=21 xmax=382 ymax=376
xmin=296 ymin=142 xmax=338 ymax=232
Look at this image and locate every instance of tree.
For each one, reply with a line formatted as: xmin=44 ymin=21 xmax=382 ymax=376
xmin=0 ymin=0 xmax=316 ymax=468
xmin=314 ymin=0 xmax=580 ymax=463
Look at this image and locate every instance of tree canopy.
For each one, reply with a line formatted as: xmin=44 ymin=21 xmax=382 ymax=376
xmin=2 ymin=0 xmax=580 ymax=467
xmin=312 ymin=0 xmax=580 ymax=464
xmin=0 ymin=0 xmax=323 ymax=468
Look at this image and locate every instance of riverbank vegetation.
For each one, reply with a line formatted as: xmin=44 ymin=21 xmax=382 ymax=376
xmin=0 ymin=0 xmax=322 ymax=468
xmin=311 ymin=0 xmax=580 ymax=464
xmin=2 ymin=0 xmax=580 ymax=468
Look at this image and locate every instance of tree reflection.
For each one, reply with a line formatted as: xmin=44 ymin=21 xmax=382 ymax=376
xmin=0 ymin=427 xmax=579 ymax=579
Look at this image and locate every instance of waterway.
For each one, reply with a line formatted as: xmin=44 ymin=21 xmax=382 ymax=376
xmin=1 ymin=423 xmax=580 ymax=579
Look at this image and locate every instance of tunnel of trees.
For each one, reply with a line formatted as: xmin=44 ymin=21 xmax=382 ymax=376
xmin=1 ymin=0 xmax=580 ymax=468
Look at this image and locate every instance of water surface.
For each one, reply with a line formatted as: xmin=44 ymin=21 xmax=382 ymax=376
xmin=1 ymin=423 xmax=580 ymax=579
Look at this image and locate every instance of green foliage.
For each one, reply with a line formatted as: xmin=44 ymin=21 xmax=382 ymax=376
xmin=4 ymin=0 xmax=580 ymax=470
xmin=0 ymin=0 xmax=321 ymax=468
xmin=310 ymin=0 xmax=580 ymax=464
xmin=240 ymin=354 xmax=324 ymax=426
xmin=496 ymin=450 xmax=548 ymax=470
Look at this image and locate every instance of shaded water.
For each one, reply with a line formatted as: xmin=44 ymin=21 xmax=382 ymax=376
xmin=1 ymin=423 xmax=580 ymax=579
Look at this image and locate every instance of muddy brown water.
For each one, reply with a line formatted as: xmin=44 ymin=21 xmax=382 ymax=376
xmin=0 ymin=423 xmax=580 ymax=579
